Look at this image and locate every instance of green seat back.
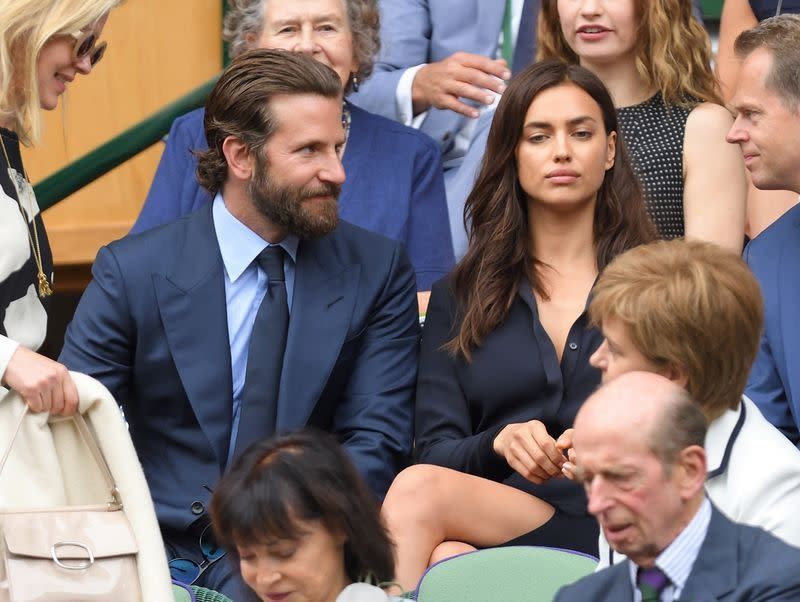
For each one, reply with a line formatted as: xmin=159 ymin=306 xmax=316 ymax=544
xmin=191 ymin=585 xmax=234 ymax=602
xmin=172 ymin=582 xmax=194 ymax=602
xmin=415 ymin=546 xmax=597 ymax=602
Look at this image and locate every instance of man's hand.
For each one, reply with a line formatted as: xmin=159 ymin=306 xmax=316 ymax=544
xmin=493 ymin=420 xmax=565 ymax=484
xmin=3 ymin=346 xmax=79 ymax=415
xmin=556 ymin=428 xmax=578 ymax=480
xmin=412 ymin=52 xmax=510 ymax=118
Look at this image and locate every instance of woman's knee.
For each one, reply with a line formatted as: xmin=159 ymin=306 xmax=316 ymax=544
xmin=382 ymin=464 xmax=450 ymax=523
xmin=430 ymin=541 xmax=476 ymax=566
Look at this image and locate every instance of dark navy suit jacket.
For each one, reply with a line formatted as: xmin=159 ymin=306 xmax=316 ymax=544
xmin=744 ymin=204 xmax=800 ymax=444
xmin=60 ymin=204 xmax=419 ymax=531
xmin=556 ymin=504 xmax=800 ymax=601
xmin=131 ymin=103 xmax=454 ymax=291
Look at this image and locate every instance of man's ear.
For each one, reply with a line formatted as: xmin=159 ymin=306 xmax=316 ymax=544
xmin=676 ymin=445 xmax=707 ymax=500
xmin=222 ymin=136 xmax=254 ymax=181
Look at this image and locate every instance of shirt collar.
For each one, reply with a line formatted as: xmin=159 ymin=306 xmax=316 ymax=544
xmin=212 ymin=193 xmax=299 ymax=282
xmin=627 ymin=497 xmax=712 ymax=595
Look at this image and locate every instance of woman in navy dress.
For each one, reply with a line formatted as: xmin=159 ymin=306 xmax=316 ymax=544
xmin=381 ymin=61 xmax=657 ymax=592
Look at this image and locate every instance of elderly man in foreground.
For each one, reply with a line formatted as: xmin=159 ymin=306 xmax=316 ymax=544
xmin=556 ymin=372 xmax=800 ymax=601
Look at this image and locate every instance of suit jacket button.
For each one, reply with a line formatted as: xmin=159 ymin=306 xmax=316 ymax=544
xmin=191 ymin=501 xmax=205 ymax=515
xmin=568 ymin=342 xmax=578 ymax=351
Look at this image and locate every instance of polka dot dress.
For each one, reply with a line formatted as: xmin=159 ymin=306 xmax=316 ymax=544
xmin=617 ymin=94 xmax=693 ymax=239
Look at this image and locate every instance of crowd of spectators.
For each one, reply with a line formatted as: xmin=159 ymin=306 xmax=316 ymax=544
xmin=4 ymin=0 xmax=800 ymax=600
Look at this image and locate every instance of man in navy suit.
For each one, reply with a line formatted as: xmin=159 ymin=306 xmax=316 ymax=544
xmin=556 ymin=372 xmax=800 ymax=601
xmin=60 ymin=50 xmax=418 ymax=597
xmin=727 ymin=15 xmax=800 ymax=444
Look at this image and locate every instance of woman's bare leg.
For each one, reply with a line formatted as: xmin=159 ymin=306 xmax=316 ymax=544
xmin=430 ymin=541 xmax=477 ymax=566
xmin=381 ymin=464 xmax=555 ymax=591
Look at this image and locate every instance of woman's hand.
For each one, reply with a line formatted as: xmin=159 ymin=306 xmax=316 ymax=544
xmin=492 ymin=420 xmax=565 ymax=484
xmin=556 ymin=428 xmax=578 ymax=481
xmin=2 ymin=346 xmax=79 ymax=415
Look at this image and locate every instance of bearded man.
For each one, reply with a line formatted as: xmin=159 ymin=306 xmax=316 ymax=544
xmin=60 ymin=50 xmax=419 ymax=598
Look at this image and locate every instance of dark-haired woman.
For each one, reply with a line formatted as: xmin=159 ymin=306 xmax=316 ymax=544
xmin=211 ymin=429 xmax=403 ymax=602
xmin=381 ymin=60 xmax=656 ymax=591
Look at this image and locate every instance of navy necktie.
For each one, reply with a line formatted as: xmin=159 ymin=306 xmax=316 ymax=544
xmin=234 ymin=246 xmax=289 ymax=460
xmin=512 ymin=0 xmax=538 ymax=75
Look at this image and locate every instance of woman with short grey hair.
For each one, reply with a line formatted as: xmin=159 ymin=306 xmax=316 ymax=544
xmin=134 ymin=0 xmax=454 ymax=294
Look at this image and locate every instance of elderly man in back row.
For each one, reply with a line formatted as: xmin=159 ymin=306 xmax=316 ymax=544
xmin=556 ymin=373 xmax=800 ymax=601
xmin=726 ymin=14 xmax=800 ymax=446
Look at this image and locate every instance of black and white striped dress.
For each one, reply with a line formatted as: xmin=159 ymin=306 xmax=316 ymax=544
xmin=0 ymin=127 xmax=52 ymax=378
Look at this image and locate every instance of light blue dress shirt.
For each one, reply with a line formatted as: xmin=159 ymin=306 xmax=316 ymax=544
xmin=211 ymin=194 xmax=299 ymax=465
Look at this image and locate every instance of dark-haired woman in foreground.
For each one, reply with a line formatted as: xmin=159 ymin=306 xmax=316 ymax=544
xmin=382 ymin=60 xmax=657 ymax=591
xmin=211 ymin=430 xmax=402 ymax=602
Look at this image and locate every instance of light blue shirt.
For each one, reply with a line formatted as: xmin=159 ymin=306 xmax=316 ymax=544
xmin=212 ymin=194 xmax=299 ymax=465
xmin=627 ymin=497 xmax=712 ymax=601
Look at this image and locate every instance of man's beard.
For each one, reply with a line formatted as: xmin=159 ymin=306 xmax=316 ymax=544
xmin=248 ymin=155 xmax=340 ymax=239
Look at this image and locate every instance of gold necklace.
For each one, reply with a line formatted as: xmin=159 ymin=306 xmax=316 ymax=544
xmin=0 ymin=132 xmax=53 ymax=298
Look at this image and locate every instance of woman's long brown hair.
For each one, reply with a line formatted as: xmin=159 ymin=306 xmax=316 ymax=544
xmin=447 ymin=61 xmax=657 ymax=361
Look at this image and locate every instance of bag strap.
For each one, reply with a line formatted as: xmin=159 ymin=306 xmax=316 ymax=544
xmin=0 ymin=405 xmax=122 ymax=510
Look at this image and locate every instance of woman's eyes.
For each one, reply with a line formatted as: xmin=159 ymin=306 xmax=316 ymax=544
xmin=276 ymin=24 xmax=338 ymax=34
xmin=271 ymin=547 xmax=297 ymax=560
xmin=526 ymin=130 xmax=594 ymax=143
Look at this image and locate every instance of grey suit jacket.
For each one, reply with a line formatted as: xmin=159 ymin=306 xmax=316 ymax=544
xmin=555 ymin=504 xmax=800 ymax=601
xmin=348 ymin=0 xmax=507 ymax=163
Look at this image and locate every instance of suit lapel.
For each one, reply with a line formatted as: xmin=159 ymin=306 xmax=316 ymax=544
xmin=607 ymin=563 xmax=637 ymax=601
xmin=153 ymin=204 xmax=233 ymax=468
xmin=779 ymin=214 xmax=800 ymax=409
xmin=277 ymin=235 xmax=359 ymax=430
xmin=679 ymin=507 xmax=738 ymax=600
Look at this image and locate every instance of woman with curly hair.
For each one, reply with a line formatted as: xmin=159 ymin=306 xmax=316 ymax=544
xmin=132 ymin=0 xmax=454 ymax=297
xmin=537 ymin=0 xmax=746 ymax=250
xmin=381 ymin=60 xmax=657 ymax=591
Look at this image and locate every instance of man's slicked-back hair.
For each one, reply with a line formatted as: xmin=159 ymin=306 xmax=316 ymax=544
xmin=195 ymin=48 xmax=342 ymax=194
xmin=734 ymin=14 xmax=800 ymax=110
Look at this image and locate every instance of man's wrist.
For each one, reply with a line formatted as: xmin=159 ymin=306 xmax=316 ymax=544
xmin=397 ymin=64 xmax=427 ymax=124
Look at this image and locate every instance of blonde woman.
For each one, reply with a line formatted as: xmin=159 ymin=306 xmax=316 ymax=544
xmin=537 ymin=0 xmax=747 ymax=252
xmin=0 ymin=0 xmax=119 ymax=414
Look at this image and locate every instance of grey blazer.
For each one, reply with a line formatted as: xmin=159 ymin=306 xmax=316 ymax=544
xmin=555 ymin=504 xmax=800 ymax=601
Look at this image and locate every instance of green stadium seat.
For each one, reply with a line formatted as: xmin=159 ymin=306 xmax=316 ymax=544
xmin=415 ymin=546 xmax=597 ymax=602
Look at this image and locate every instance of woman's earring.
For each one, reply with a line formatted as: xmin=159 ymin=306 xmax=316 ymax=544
xmin=351 ymin=72 xmax=359 ymax=92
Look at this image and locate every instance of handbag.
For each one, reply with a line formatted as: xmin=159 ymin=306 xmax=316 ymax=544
xmin=0 ymin=406 xmax=142 ymax=601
